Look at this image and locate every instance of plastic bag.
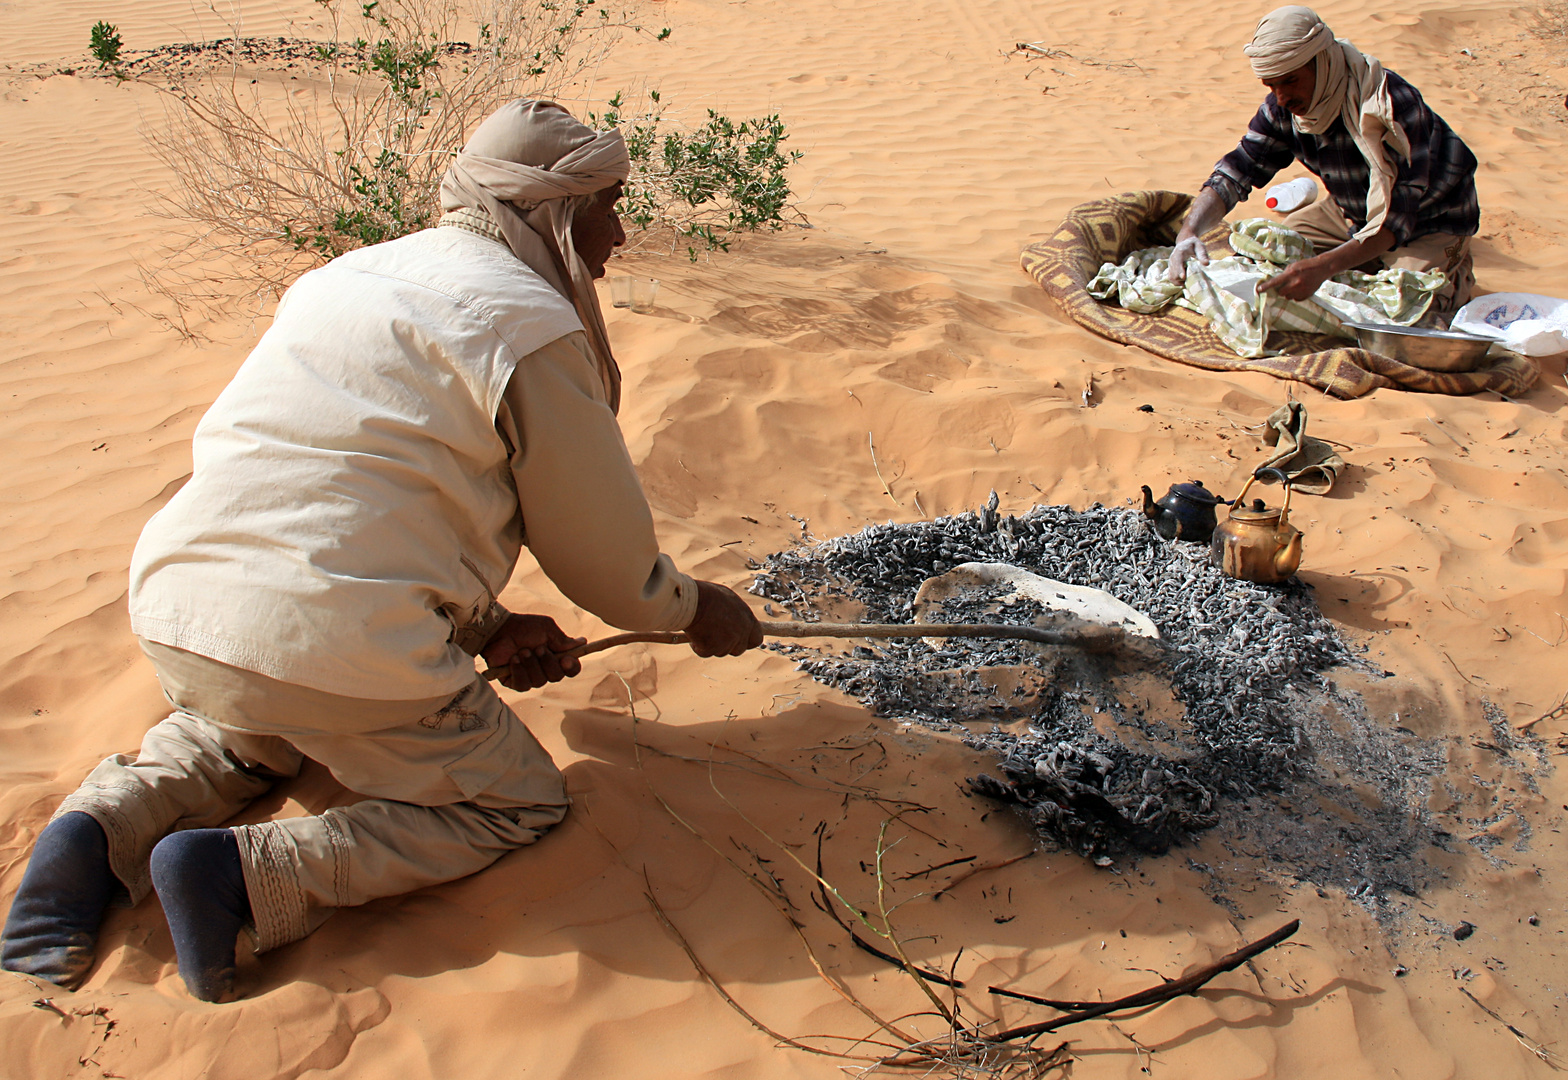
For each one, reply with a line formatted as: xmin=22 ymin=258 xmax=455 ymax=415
xmin=1451 ymin=292 xmax=1568 ymax=357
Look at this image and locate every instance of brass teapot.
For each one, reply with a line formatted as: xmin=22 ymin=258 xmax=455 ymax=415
xmin=1210 ymin=468 xmax=1303 ymax=584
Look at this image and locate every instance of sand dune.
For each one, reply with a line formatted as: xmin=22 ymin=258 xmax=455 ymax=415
xmin=3 ymin=0 xmax=1568 ymax=1075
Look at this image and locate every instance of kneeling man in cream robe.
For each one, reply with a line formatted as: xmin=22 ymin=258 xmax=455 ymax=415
xmin=1 ymin=100 xmax=761 ymax=1001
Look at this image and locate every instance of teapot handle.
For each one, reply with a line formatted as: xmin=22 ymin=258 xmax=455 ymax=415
xmin=1254 ymin=467 xmax=1293 ymax=525
xmin=1231 ymin=472 xmax=1260 ymax=508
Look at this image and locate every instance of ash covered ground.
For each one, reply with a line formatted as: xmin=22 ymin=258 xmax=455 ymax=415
xmin=750 ymin=496 xmax=1455 ymax=907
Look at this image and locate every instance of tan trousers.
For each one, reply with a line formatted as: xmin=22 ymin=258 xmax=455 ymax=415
xmin=56 ymin=641 xmax=569 ymax=952
xmin=1282 ymin=195 xmax=1476 ymax=318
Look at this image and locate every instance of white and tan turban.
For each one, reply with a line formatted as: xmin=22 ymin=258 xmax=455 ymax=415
xmin=440 ymin=99 xmax=630 ymax=411
xmin=1243 ymin=6 xmax=1410 ymax=244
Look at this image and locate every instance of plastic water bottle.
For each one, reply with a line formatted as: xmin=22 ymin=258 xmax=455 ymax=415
xmin=1265 ymin=177 xmax=1318 ymax=212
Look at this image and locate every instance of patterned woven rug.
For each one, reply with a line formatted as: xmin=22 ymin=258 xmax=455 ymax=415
xmin=1021 ymin=190 xmax=1540 ymax=399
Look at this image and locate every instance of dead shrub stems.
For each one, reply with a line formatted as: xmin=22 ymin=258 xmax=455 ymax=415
xmin=617 ymin=678 xmax=1297 ymax=1076
xmin=141 ymin=0 xmax=641 ymax=316
xmin=622 ymin=684 xmax=1071 ymax=1074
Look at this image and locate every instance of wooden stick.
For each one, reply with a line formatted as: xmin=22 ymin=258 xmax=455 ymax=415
xmin=760 ymin=620 xmax=1123 ymax=649
xmin=985 ymin=920 xmax=1300 ymax=1041
xmin=484 ymin=620 xmax=1128 ymax=681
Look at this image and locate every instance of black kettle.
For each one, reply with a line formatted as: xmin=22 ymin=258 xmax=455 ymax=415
xmin=1141 ymin=480 xmax=1228 ymax=543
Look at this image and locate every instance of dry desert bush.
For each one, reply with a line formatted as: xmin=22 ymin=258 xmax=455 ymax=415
xmin=138 ymin=0 xmax=802 ymax=324
xmin=142 ymin=0 xmax=640 ymax=316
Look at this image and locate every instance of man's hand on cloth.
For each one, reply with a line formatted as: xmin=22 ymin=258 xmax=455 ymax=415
xmin=1258 ymin=259 xmax=1332 ymax=301
xmin=481 ymin=613 xmax=587 ymax=691
xmin=686 ymin=580 xmax=764 ymax=657
xmin=1167 ymin=185 xmax=1228 ymax=285
xmin=1261 ymin=228 xmax=1394 ymax=301
xmin=1165 ymin=235 xmax=1210 ymax=285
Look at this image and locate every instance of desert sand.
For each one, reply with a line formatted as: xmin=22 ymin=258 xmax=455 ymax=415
xmin=3 ymin=0 xmax=1568 ymax=1075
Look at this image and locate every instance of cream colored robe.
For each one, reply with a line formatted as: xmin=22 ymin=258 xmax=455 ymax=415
xmin=129 ymin=224 xmax=696 ymax=705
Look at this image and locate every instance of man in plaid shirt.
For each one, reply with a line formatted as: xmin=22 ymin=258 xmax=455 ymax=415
xmin=1168 ymin=6 xmax=1479 ymax=320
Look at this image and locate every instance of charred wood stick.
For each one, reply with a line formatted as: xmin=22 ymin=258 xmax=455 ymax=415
xmin=838 ymin=917 xmax=965 ymax=989
xmin=986 ymin=920 xmax=1299 ymax=1041
xmin=899 ymin=855 xmax=977 ymax=880
xmin=485 ymin=620 xmax=1126 ymax=680
xmin=991 ymin=986 xmax=1105 ymax=1010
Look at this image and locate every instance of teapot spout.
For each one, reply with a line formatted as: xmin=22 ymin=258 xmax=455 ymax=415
xmin=1275 ymin=532 xmax=1304 ymax=578
xmin=1140 ymin=485 xmax=1157 ymax=520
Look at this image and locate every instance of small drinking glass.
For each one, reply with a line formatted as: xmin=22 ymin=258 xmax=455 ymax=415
xmin=630 ymin=277 xmax=660 ymax=313
xmin=609 ymin=275 xmax=633 ymax=308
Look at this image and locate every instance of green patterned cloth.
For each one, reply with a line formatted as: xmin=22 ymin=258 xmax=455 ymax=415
xmin=1225 ymin=219 xmax=1310 ymax=264
xmin=1085 ymin=219 xmax=1447 ymax=358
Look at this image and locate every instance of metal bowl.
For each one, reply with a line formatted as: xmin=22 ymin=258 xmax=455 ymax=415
xmin=1341 ymin=320 xmax=1494 ymax=372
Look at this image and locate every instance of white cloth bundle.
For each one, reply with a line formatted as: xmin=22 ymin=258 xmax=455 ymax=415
xmin=1451 ymin=293 xmax=1568 ymax=357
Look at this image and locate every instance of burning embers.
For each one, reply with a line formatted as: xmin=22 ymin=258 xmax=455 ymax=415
xmin=750 ymin=496 xmax=1390 ymax=865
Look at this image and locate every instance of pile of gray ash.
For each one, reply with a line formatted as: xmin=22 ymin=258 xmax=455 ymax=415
xmin=749 ymin=495 xmax=1435 ymax=875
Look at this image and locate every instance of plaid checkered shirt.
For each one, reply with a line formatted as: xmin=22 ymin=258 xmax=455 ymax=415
xmin=1204 ymin=71 xmax=1479 ymax=247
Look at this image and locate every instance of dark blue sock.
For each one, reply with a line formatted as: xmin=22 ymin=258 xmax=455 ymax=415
xmin=149 ymin=829 xmax=251 ymax=1003
xmin=1 ymin=811 xmax=118 ymax=989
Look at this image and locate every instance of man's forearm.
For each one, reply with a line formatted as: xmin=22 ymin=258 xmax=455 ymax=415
xmin=1177 ymin=186 xmax=1230 ymax=243
xmin=1300 ymin=227 xmax=1397 ymax=279
xmin=501 ymin=333 xmax=700 ymax=633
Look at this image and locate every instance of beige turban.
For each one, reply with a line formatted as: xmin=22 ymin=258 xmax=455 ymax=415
xmin=440 ymin=100 xmax=630 ymax=411
xmin=1243 ymin=6 xmax=1409 ymax=244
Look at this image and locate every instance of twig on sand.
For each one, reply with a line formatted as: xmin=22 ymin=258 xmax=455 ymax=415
xmin=1443 ymin=650 xmax=1481 ymax=687
xmin=644 ymin=881 xmax=888 ymax=1062
xmin=985 ymin=920 xmax=1300 ymax=1040
xmin=634 ymin=711 xmax=1063 ymax=1073
xmin=870 ymin=431 xmax=901 ymax=506
xmin=1518 ymin=621 xmax=1566 ymax=648
xmin=1424 ymin=413 xmax=1469 ymax=454
xmin=931 ymin=850 xmax=1038 ymax=899
xmin=871 ymin=1036 xmax=1074 ymax=1075
xmin=1109 ymin=1022 xmax=1157 ymax=1073
xmin=900 ymin=855 xmax=978 ymax=880
xmin=1458 ymin=984 xmax=1564 ymax=1070
xmin=1013 ymin=41 xmax=1073 ymax=59
xmin=1010 ymin=41 xmax=1142 ymax=71
xmin=623 ymin=684 xmax=924 ymax=1048
xmin=813 ymin=827 xmax=964 ymax=988
xmin=873 ymin=820 xmax=962 ymax=1026
xmin=1520 ymin=691 xmax=1568 ymax=732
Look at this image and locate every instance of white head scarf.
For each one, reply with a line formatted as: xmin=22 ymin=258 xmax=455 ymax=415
xmin=1244 ymin=6 xmax=1410 ymax=243
xmin=440 ymin=100 xmax=630 ymax=411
